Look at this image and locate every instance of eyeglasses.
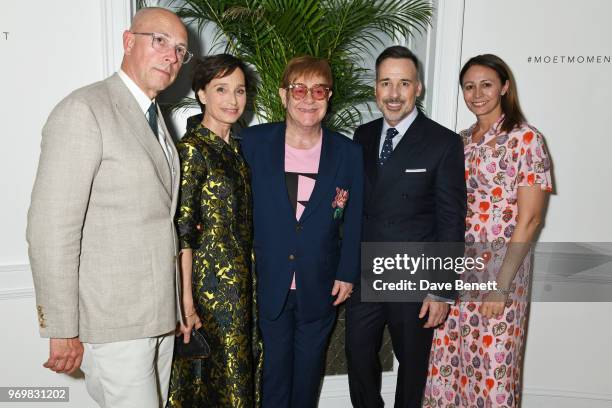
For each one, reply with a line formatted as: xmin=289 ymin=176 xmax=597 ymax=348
xmin=287 ymin=83 xmax=331 ymax=101
xmin=131 ymin=32 xmax=193 ymax=64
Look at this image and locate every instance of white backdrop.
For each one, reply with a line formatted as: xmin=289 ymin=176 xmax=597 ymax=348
xmin=1 ymin=1 xmax=611 ymax=407
xmin=456 ymin=1 xmax=612 ymax=407
xmin=0 ymin=1 xmax=105 ymax=407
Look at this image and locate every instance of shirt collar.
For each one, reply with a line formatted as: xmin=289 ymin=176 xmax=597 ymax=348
xmin=382 ymin=107 xmax=419 ymax=137
xmin=118 ymin=70 xmax=155 ymax=114
xmin=193 ymin=123 xmax=240 ymax=154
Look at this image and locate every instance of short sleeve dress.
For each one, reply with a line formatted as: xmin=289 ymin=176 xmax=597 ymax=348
xmin=167 ymin=122 xmax=262 ymax=408
xmin=423 ymin=116 xmax=552 ymax=408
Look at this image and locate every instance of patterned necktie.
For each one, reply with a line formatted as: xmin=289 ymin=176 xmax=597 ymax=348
xmin=378 ymin=127 xmax=399 ymax=166
xmin=147 ymin=102 xmax=158 ymax=138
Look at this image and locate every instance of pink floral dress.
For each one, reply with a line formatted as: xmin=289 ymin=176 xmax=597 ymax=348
xmin=423 ymin=116 xmax=552 ymax=408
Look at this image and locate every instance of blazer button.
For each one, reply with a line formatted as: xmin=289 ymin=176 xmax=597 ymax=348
xmin=296 ymin=224 xmax=303 ymax=231
xmin=289 ymin=254 xmax=295 ymax=260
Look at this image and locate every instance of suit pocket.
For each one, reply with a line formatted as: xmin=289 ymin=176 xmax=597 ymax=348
xmin=81 ymin=255 xmax=155 ymax=330
xmin=399 ymin=171 xmax=432 ymax=197
xmin=400 ymin=171 xmax=430 ymax=183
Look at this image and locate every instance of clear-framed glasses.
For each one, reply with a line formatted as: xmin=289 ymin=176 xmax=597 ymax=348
xmin=131 ymin=32 xmax=193 ymax=64
xmin=287 ymin=83 xmax=331 ymax=101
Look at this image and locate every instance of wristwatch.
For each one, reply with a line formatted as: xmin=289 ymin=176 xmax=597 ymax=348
xmin=495 ymin=287 xmax=512 ymax=296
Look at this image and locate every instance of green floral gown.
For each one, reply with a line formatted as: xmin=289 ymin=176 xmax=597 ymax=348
xmin=167 ymin=121 xmax=262 ymax=408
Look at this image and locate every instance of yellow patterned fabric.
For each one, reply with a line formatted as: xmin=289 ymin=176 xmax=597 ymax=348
xmin=167 ymin=123 xmax=262 ymax=408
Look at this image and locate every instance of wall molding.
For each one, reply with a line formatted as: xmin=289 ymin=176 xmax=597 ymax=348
xmin=0 ymin=264 xmax=34 ymax=300
xmin=524 ymin=386 xmax=612 ymax=401
xmin=5 ymin=245 xmax=611 ymax=299
xmin=319 ymin=377 xmax=612 ymax=405
xmin=100 ymin=0 xmax=134 ymax=77
xmin=429 ymin=0 xmax=465 ymax=131
xmin=319 ymin=372 xmax=397 ymax=405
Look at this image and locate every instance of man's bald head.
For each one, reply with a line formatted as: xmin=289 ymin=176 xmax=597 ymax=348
xmin=130 ymin=7 xmax=186 ymax=34
xmin=121 ymin=7 xmax=188 ymax=99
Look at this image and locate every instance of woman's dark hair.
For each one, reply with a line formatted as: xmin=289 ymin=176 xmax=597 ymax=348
xmin=192 ymin=54 xmax=252 ymax=113
xmin=459 ymin=54 xmax=526 ymax=133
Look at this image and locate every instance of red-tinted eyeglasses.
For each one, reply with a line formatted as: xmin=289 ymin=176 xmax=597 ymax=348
xmin=287 ymin=83 xmax=331 ymax=101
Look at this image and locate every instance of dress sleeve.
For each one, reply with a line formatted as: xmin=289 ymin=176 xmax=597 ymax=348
xmin=516 ymin=128 xmax=553 ymax=192
xmin=176 ymin=139 xmax=206 ymax=249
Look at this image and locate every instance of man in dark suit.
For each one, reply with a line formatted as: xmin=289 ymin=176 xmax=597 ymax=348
xmin=345 ymin=46 xmax=466 ymax=408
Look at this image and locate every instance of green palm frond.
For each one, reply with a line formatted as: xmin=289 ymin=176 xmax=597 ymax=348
xmin=167 ymin=0 xmax=432 ymax=134
xmin=171 ymin=96 xmax=199 ymax=112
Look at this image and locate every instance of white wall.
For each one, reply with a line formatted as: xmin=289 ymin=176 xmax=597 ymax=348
xmin=0 ymin=1 xmax=103 ymax=264
xmin=457 ymin=1 xmax=612 ymax=406
xmin=1 ymin=1 xmax=106 ymax=407
xmin=458 ymin=0 xmax=611 ymax=242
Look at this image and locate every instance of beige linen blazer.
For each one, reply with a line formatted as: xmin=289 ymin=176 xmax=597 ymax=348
xmin=27 ymin=73 xmax=182 ymax=343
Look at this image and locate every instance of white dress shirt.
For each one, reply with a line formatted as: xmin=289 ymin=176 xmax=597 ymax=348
xmin=117 ymin=70 xmax=173 ymax=164
xmin=378 ymin=107 xmax=419 ymax=156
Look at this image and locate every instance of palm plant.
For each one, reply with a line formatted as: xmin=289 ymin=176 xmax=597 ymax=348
xmin=167 ymin=0 xmax=432 ymax=134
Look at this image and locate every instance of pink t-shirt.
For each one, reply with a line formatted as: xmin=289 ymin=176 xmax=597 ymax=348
xmin=285 ymin=137 xmax=322 ymax=289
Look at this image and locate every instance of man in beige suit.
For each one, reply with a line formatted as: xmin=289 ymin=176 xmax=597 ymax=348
xmin=26 ymin=7 xmax=190 ymax=408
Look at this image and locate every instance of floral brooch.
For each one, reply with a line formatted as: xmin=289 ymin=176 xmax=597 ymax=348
xmin=332 ymin=187 xmax=349 ymax=219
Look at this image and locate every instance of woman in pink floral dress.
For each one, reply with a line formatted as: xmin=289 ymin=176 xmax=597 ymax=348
xmin=423 ymin=54 xmax=553 ymax=408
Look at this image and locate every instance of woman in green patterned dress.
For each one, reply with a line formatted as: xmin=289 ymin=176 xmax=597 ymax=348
xmin=167 ymin=54 xmax=262 ymax=407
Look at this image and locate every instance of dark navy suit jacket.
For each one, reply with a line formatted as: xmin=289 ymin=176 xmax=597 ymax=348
xmin=354 ymin=112 xmax=466 ymax=300
xmin=241 ymin=122 xmax=363 ymax=321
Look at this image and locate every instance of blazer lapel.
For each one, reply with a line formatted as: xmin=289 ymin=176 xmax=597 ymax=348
xmin=107 ymin=74 xmax=173 ymax=198
xmin=364 ymin=119 xmax=383 ymax=188
xmin=158 ymin=112 xmax=180 ymax=215
xmin=359 ymin=118 xmax=383 ymax=209
xmin=373 ymin=112 xmax=427 ymax=198
xmin=269 ymin=123 xmax=297 ymax=221
xmin=299 ymin=128 xmax=341 ymax=223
